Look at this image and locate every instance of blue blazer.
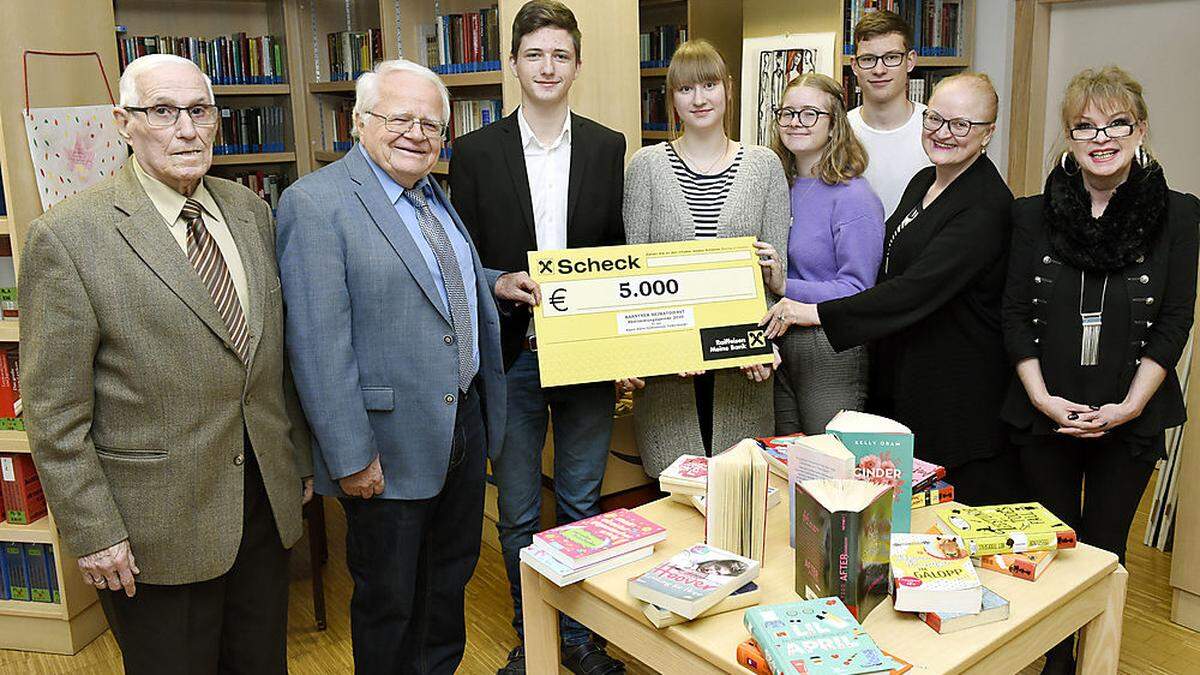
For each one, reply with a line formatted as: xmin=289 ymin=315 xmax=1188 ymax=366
xmin=276 ymin=145 xmax=505 ymax=499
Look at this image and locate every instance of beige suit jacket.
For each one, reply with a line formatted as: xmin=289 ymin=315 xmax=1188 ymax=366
xmin=19 ymin=160 xmax=312 ymax=585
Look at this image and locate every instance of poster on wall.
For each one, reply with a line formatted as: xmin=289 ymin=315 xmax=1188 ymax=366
xmin=740 ymin=33 xmax=836 ymax=145
xmin=24 ymin=105 xmax=128 ymax=211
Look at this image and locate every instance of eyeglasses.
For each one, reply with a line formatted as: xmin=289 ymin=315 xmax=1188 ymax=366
xmin=853 ymin=51 xmax=907 ymax=70
xmin=922 ymin=109 xmax=994 ymax=138
xmin=773 ymin=106 xmax=831 ymax=128
xmin=125 ymin=104 xmax=218 ymax=128
xmin=363 ymin=110 xmax=446 ymax=139
xmin=1069 ymin=121 xmax=1136 ymax=141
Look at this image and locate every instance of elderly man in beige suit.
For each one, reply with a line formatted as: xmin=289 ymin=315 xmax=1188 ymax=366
xmin=19 ymin=53 xmax=311 ymax=674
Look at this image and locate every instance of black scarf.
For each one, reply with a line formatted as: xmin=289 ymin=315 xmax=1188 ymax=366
xmin=1043 ymin=159 xmax=1168 ymax=271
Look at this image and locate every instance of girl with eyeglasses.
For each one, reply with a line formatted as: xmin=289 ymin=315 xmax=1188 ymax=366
xmin=765 ymin=73 xmax=884 ymax=435
xmin=762 ymin=73 xmax=1027 ymax=505
xmin=1002 ymin=66 xmax=1198 ymax=675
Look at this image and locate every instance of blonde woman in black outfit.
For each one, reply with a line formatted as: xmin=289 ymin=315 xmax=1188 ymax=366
xmin=763 ymin=73 xmax=1026 ymax=505
xmin=1002 ymin=66 xmax=1199 ymax=675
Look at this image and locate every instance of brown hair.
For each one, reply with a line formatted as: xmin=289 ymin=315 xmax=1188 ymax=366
xmin=510 ymin=0 xmax=581 ymax=62
xmin=768 ymin=73 xmax=868 ymax=186
xmin=853 ymin=10 xmax=912 ymax=52
xmin=665 ymin=39 xmax=735 ymax=140
xmin=1059 ymin=66 xmax=1153 ymax=163
xmin=930 ymin=71 xmax=999 ymax=121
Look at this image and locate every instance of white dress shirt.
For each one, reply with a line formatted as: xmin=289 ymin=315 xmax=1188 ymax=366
xmin=517 ymin=106 xmax=572 ymax=251
xmin=131 ymin=156 xmax=252 ymax=321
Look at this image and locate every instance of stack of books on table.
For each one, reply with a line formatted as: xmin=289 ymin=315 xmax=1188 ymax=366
xmin=910 ymin=458 xmax=954 ymax=510
xmin=628 ymin=543 xmax=760 ymax=626
xmin=939 ymin=502 xmax=1074 ymax=585
xmin=519 ymin=508 xmax=667 ymax=587
xmin=659 ymin=454 xmax=781 ymax=514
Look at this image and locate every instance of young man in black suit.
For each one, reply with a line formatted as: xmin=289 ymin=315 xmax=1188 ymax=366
xmin=449 ymin=2 xmax=626 ymax=674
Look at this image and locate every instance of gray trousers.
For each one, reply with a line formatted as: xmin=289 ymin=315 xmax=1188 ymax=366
xmin=774 ymin=326 xmax=869 ymax=435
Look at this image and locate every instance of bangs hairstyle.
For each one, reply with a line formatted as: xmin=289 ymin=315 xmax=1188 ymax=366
xmin=930 ymin=71 xmax=999 ymax=121
xmin=853 ymin=10 xmax=912 ymax=52
xmin=768 ymin=73 xmax=867 ymax=186
xmin=665 ymin=40 xmax=735 ymax=140
xmin=1059 ymin=66 xmax=1154 ymax=164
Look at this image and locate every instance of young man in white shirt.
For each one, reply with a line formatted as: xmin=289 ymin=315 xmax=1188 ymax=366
xmin=847 ymin=11 xmax=932 ymax=219
xmin=449 ymin=2 xmax=627 ymax=674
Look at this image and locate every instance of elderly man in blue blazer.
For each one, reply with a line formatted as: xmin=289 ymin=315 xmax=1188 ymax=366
xmin=276 ymin=59 xmax=505 ymax=674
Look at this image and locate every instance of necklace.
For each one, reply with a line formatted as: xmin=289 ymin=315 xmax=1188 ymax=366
xmin=676 ymin=139 xmax=731 ymax=174
xmin=1079 ymin=270 xmax=1108 ymax=366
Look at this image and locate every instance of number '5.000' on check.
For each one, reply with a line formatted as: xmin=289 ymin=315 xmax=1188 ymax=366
xmin=528 ymin=237 xmax=773 ymax=387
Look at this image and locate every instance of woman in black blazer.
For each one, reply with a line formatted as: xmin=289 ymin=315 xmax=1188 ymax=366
xmin=763 ymin=73 xmax=1026 ymax=504
xmin=1001 ymin=66 xmax=1198 ymax=675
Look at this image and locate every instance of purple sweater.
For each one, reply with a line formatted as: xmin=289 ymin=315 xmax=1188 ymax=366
xmin=785 ymin=176 xmax=885 ymax=304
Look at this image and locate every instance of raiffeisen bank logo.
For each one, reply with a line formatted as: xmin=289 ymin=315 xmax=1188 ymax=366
xmin=535 ymin=254 xmax=642 ymax=275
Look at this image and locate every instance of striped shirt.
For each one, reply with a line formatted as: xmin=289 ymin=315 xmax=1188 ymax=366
xmin=666 ymin=142 xmax=744 ymax=238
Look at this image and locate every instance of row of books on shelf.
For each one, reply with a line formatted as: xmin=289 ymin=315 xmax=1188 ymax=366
xmin=0 ymin=237 xmax=18 ymax=321
xmin=841 ymin=73 xmax=948 ymax=108
xmin=2 ymin=542 xmax=59 ymax=604
xmin=439 ymin=98 xmax=504 ymax=160
xmin=640 ymin=24 xmax=688 ymax=69
xmin=843 ymin=0 xmax=966 ymax=58
xmin=327 ymin=29 xmax=385 ymax=82
xmin=2 ymin=454 xmax=44 ymax=527
xmin=116 ymin=32 xmax=287 ymax=85
xmin=641 ymin=85 xmax=670 ymax=132
xmin=422 ymin=7 xmax=503 ymax=75
xmin=227 ymin=171 xmax=290 ymax=214
xmin=214 ymin=106 xmax=288 ymax=155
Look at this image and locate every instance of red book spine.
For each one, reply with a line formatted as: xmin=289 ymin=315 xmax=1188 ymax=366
xmin=2 ymin=454 xmax=47 ymax=525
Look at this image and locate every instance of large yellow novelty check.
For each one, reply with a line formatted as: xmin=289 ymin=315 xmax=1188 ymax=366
xmin=529 ymin=237 xmax=773 ymax=387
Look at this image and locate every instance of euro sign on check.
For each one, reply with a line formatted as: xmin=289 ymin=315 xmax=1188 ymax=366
xmin=528 ymin=237 xmax=773 ymax=387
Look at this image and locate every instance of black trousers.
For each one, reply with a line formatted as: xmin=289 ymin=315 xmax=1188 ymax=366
xmin=948 ymin=451 xmax=1030 ymax=506
xmin=1016 ymin=432 xmax=1158 ymax=564
xmin=98 ymin=444 xmax=290 ymax=675
xmin=340 ymin=382 xmax=486 ymax=675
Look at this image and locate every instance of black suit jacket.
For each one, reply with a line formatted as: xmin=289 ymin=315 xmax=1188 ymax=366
xmin=450 ymin=110 xmax=626 ymax=369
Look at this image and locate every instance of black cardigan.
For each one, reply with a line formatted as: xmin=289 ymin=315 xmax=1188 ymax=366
xmin=820 ymin=155 xmax=1014 ymax=468
xmin=1001 ymin=189 xmax=1200 ymax=452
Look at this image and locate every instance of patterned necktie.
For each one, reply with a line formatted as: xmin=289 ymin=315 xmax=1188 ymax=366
xmin=402 ymin=186 xmax=475 ymax=392
xmin=181 ymin=198 xmax=250 ymax=365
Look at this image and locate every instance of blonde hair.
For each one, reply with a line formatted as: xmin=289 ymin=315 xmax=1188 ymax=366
xmin=768 ymin=73 xmax=868 ymax=186
xmin=665 ymin=40 xmax=735 ymax=140
xmin=1058 ymin=65 xmax=1154 ymax=165
xmin=930 ymin=71 xmax=999 ymax=121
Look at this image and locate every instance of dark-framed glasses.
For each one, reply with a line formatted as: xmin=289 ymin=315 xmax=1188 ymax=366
xmin=125 ymin=104 xmax=218 ymax=127
xmin=773 ymin=106 xmax=831 ymax=128
xmin=1069 ymin=121 xmax=1136 ymax=141
xmin=853 ymin=51 xmax=907 ymax=69
xmin=364 ymin=110 xmax=446 ymax=139
xmin=922 ymin=109 xmax=993 ymax=138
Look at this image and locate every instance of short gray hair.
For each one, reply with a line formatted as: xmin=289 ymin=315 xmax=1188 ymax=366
xmin=118 ymin=54 xmax=214 ymax=107
xmin=352 ymin=59 xmax=450 ymax=140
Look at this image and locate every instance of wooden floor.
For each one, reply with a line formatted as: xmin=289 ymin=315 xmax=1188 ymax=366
xmin=2 ymin=475 xmax=1198 ymax=674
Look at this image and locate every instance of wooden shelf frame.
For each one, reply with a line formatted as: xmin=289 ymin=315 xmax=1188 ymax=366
xmin=213 ymin=84 xmax=292 ymax=96
xmin=0 ymin=516 xmax=55 ymax=545
xmin=210 ymin=151 xmax=297 ymax=166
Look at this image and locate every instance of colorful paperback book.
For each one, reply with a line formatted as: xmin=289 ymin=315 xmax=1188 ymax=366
xmin=911 ymin=480 xmax=954 ymax=510
xmin=627 ymin=543 xmax=760 ymax=620
xmin=659 ymin=454 xmax=708 ymax=496
xmin=642 ymin=581 xmax=760 ymax=628
xmin=974 ymin=549 xmax=1057 ymax=582
xmin=532 ymin=508 xmax=666 ymax=570
xmin=786 ymin=434 xmax=855 ymax=546
xmin=737 ymin=639 xmax=913 ymax=675
xmin=743 ymin=598 xmax=902 ymax=675
xmin=520 ymin=543 xmax=654 ymax=587
xmin=825 ymin=411 xmax=915 ymax=537
xmin=910 ymin=458 xmax=946 ymax=492
xmin=935 ymin=503 xmax=1077 ymax=556
xmin=918 ymin=586 xmax=1010 ymax=634
xmin=755 ymin=434 xmax=804 ymax=478
xmin=889 ymin=533 xmax=981 ymax=614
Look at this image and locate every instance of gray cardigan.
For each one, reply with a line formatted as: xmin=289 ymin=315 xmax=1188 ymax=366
xmin=623 ymin=142 xmax=791 ymax=476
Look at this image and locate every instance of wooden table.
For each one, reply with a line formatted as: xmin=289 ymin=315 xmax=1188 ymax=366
xmin=520 ymin=489 xmax=1127 ymax=674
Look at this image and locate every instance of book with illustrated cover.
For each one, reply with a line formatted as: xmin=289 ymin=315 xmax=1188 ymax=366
xmin=532 ymin=508 xmax=666 ymax=570
xmin=786 ymin=434 xmax=855 ymax=546
xmin=889 ymin=533 xmax=981 ymax=613
xmin=794 ymin=479 xmax=893 ymax=620
xmin=755 ymin=434 xmax=803 ymax=478
xmin=737 ymin=639 xmax=913 ymax=675
xmin=825 ymin=411 xmax=915 ymax=536
xmin=641 ymin=581 xmax=760 ymax=628
xmin=520 ymin=543 xmax=654 ymax=587
xmin=627 ymin=543 xmax=759 ymax=620
xmin=707 ymin=439 xmax=770 ymax=563
xmin=911 ymin=480 xmax=954 ymax=510
xmin=935 ymin=503 xmax=1077 ymax=556
xmin=744 ymin=598 xmax=903 ymax=674
xmin=911 ymin=458 xmax=946 ymax=492
xmin=918 ymin=586 xmax=1010 ymax=634
xmin=659 ymin=454 xmax=708 ymax=496
xmin=974 ymin=549 xmax=1058 ymax=582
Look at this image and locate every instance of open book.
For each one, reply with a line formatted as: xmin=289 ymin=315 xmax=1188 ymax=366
xmin=706 ymin=439 xmax=769 ymax=563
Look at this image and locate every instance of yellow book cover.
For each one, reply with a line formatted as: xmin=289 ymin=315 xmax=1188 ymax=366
xmin=890 ymin=533 xmax=981 ymax=613
xmin=935 ymin=503 xmax=1077 ymax=556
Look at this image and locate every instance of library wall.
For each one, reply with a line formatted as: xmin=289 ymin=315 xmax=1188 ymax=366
xmin=1040 ymin=0 xmax=1200 ymax=196
xmin=971 ymin=0 xmax=1015 ymax=179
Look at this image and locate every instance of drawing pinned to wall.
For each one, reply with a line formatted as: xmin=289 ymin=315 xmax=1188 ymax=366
xmin=740 ymin=33 xmax=836 ymax=145
xmin=24 ymin=105 xmax=128 ymax=211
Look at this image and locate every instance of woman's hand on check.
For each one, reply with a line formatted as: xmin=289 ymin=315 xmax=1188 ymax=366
xmin=761 ymin=298 xmax=819 ymax=339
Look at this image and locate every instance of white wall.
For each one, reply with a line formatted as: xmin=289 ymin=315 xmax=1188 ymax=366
xmin=1041 ymin=0 xmax=1200 ymax=195
xmin=971 ymin=0 xmax=1016 ymax=179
